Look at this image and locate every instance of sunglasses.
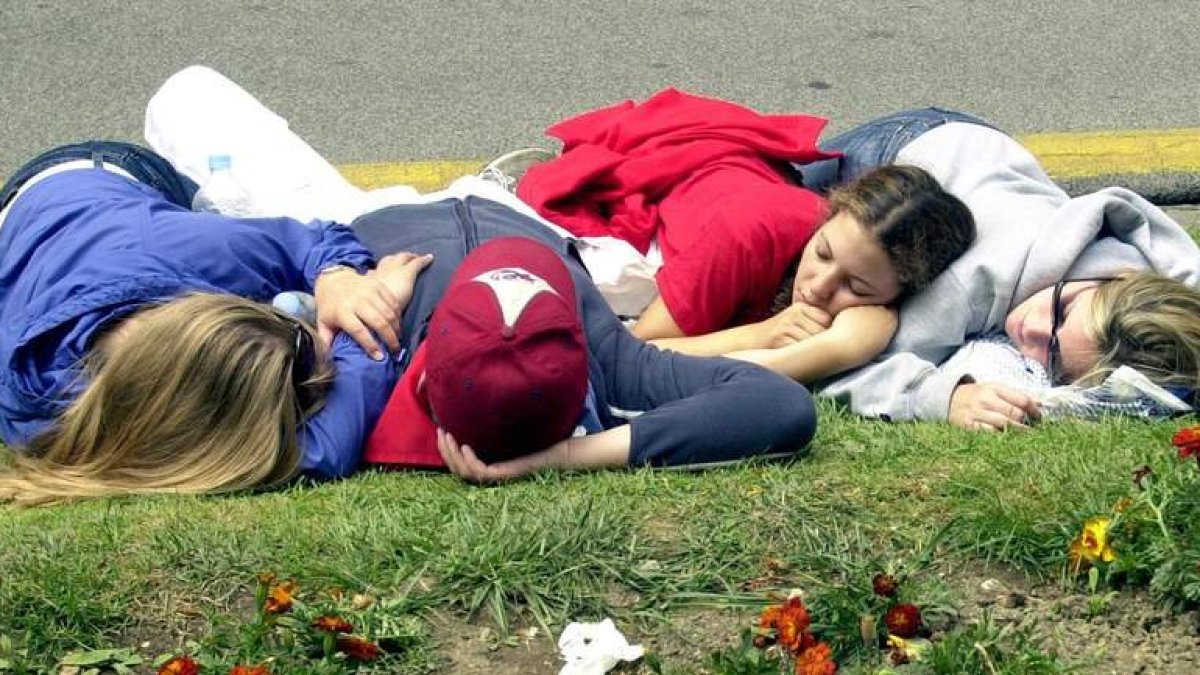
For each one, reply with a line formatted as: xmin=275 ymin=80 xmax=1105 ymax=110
xmin=1046 ymin=276 xmax=1113 ymax=385
xmin=291 ymin=320 xmax=318 ymax=413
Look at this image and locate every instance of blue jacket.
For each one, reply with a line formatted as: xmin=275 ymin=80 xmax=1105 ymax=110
xmin=352 ymin=196 xmax=818 ymax=467
xmin=0 ymin=169 xmax=393 ymax=477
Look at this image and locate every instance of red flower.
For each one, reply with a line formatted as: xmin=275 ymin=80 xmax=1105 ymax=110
xmin=337 ymin=635 xmax=382 ymax=661
xmin=1174 ymin=426 xmax=1200 ymax=462
xmin=794 ymin=641 xmax=837 ymax=675
xmin=872 ymin=573 xmax=898 ymax=597
xmin=159 ymin=656 xmax=200 ymax=675
xmin=229 ymin=667 xmax=270 ymax=675
xmin=759 ymin=596 xmax=812 ymax=653
xmin=884 ymin=603 xmax=922 ymax=638
xmin=312 ymin=615 xmax=353 ymax=633
xmin=264 ymin=580 xmax=297 ymax=614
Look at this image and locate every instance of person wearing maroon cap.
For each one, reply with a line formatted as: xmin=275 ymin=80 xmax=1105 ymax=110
xmin=353 ymin=196 xmax=818 ymax=482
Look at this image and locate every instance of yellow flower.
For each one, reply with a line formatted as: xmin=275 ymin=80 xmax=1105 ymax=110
xmin=1069 ymin=517 xmax=1116 ymax=571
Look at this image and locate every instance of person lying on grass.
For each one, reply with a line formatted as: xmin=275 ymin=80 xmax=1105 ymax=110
xmin=796 ymin=108 xmax=1200 ymax=430
xmin=351 ymin=201 xmax=817 ymax=483
xmin=0 ymin=144 xmax=816 ymax=504
xmin=646 ymin=164 xmax=976 ymax=386
xmin=0 ymin=141 xmax=435 ymax=506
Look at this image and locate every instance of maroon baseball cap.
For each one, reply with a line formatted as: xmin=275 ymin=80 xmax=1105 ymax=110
xmin=424 ymin=237 xmax=590 ymax=463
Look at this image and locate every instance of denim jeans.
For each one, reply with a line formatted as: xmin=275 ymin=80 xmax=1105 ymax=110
xmin=797 ymin=107 xmax=996 ymax=193
xmin=0 ymin=141 xmax=197 ymax=211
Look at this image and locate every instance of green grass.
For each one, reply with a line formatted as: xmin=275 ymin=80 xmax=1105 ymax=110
xmin=0 ymin=402 xmax=1193 ymax=672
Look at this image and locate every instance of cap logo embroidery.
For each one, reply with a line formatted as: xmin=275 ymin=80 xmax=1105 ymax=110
xmin=472 ymin=267 xmax=558 ymax=328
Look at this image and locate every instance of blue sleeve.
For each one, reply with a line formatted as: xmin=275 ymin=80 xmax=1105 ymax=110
xmin=299 ymin=333 xmax=398 ymax=478
xmin=153 ymin=207 xmax=375 ymax=297
xmin=581 ymin=281 xmax=818 ymax=467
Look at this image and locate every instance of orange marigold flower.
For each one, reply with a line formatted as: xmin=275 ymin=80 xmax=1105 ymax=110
xmin=229 ymin=666 xmax=270 ymax=675
xmin=159 ymin=656 xmax=200 ymax=675
xmin=264 ymin=580 xmax=297 ymax=614
xmin=337 ymin=635 xmax=382 ymax=661
xmin=312 ymin=615 xmax=354 ymax=634
xmin=1068 ymin=517 xmax=1117 ymax=572
xmin=872 ymin=573 xmax=898 ymax=597
xmin=884 ymin=603 xmax=922 ymax=639
xmin=1172 ymin=425 xmax=1200 ymax=461
xmin=794 ymin=641 xmax=837 ymax=675
xmin=759 ymin=596 xmax=811 ymax=653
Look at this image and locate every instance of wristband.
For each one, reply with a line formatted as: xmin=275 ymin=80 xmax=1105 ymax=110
xmin=317 ymin=264 xmax=357 ymax=278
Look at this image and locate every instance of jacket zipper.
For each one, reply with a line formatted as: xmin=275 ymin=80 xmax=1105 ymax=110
xmin=454 ymin=199 xmax=480 ymax=256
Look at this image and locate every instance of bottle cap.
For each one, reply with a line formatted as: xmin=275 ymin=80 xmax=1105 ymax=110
xmin=207 ymin=154 xmax=233 ymax=171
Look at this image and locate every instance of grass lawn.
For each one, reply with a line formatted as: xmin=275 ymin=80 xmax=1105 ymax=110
xmin=2 ymin=402 xmax=1198 ymax=674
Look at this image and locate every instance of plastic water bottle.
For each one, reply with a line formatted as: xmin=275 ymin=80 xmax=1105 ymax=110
xmin=192 ymin=154 xmax=254 ymax=216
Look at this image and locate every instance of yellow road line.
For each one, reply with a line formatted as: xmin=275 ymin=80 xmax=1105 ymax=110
xmin=1017 ymin=129 xmax=1200 ymax=179
xmin=338 ymin=160 xmax=482 ymax=192
xmin=335 ymin=129 xmax=1200 ymax=192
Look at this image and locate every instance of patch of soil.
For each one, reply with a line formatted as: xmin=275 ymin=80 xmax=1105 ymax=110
xmin=952 ymin=566 xmax=1200 ymax=675
xmin=428 ymin=611 xmax=560 ymax=674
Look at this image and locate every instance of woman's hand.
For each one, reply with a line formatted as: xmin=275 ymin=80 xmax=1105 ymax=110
xmin=371 ymin=252 xmax=434 ymax=316
xmin=313 ymin=266 xmax=402 ymax=360
xmin=758 ymin=301 xmax=832 ymax=348
xmin=436 ymin=428 xmax=564 ymax=483
xmin=949 ymin=382 xmax=1041 ymax=431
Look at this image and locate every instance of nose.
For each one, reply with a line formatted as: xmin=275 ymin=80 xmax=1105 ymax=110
xmin=807 ymin=269 xmax=838 ymax=301
xmin=1024 ymin=308 xmax=1053 ymax=345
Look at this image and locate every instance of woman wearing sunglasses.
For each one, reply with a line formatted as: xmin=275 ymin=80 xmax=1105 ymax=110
xmin=0 ymin=142 xmax=433 ymax=505
xmin=797 ymin=109 xmax=1200 ymax=430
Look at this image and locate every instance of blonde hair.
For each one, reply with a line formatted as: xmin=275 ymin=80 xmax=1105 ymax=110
xmin=1080 ymin=272 xmax=1200 ymax=390
xmin=0 ymin=293 xmax=333 ymax=506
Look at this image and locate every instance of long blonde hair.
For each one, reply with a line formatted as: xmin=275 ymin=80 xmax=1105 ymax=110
xmin=1081 ymin=272 xmax=1200 ymax=389
xmin=0 ymin=293 xmax=333 ymax=506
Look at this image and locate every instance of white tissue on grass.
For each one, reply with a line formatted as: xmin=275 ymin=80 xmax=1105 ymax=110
xmin=558 ymin=618 xmax=644 ymax=675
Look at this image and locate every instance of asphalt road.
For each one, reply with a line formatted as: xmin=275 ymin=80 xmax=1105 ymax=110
xmin=2 ymin=1 xmax=1198 ymax=177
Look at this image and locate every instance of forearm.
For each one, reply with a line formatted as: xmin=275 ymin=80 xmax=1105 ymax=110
xmin=651 ymin=322 xmax=762 ymax=357
xmin=555 ymin=427 xmax=632 ymax=470
xmin=728 ymin=333 xmax=859 ymax=383
xmin=729 ymin=306 xmax=894 ymax=383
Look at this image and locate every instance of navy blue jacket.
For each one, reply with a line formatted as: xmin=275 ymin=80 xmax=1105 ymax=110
xmin=352 ymin=196 xmax=817 ymax=467
xmin=0 ymin=169 xmax=392 ymax=477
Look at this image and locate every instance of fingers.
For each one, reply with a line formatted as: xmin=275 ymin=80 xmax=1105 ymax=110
xmin=972 ymin=410 xmax=1029 ymax=432
xmin=788 ymin=302 xmax=832 ymax=329
xmin=971 ymin=392 xmax=1033 ymax=431
xmin=356 ymin=296 xmax=401 ymax=353
xmin=410 ymin=252 xmax=435 ymax=274
xmin=379 ymin=251 xmax=420 ymax=269
xmin=338 ymin=314 xmax=384 ymax=361
xmin=316 ymin=323 xmax=335 ymax=349
xmin=438 ymin=428 xmax=500 ymax=484
xmin=994 ymin=387 xmax=1042 ymax=420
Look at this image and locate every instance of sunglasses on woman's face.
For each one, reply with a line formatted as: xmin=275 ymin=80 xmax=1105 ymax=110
xmin=291 ymin=321 xmax=318 ymax=412
xmin=1046 ymin=277 xmax=1112 ymax=385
